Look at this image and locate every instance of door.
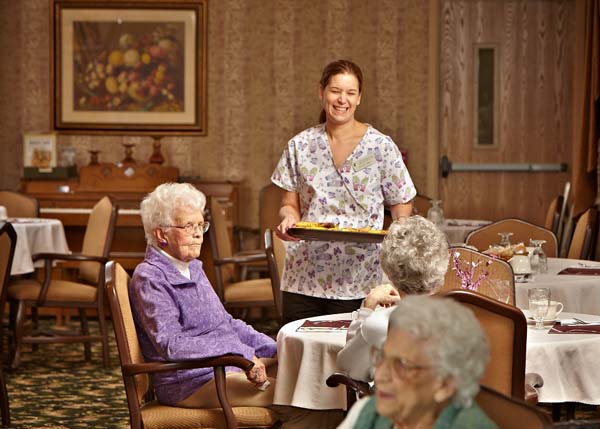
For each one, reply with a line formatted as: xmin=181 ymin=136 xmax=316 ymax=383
xmin=439 ymin=0 xmax=574 ymax=226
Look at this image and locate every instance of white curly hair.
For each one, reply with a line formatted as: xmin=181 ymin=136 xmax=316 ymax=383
xmin=380 ymin=216 xmax=449 ymax=295
xmin=139 ymin=182 xmax=206 ymax=246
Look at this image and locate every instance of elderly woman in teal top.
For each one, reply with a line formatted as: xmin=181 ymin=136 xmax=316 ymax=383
xmin=271 ymin=59 xmax=417 ymax=324
xmin=337 ymin=295 xmax=497 ymax=429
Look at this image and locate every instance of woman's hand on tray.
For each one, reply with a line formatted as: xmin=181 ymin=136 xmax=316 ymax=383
xmin=276 ymin=215 xmax=301 ymax=241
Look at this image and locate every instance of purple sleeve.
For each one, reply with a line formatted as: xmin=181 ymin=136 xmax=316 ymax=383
xmin=130 ymin=268 xmax=256 ymax=362
xmin=230 ymin=317 xmax=277 ymax=358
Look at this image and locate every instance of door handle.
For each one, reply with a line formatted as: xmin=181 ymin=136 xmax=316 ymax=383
xmin=440 ymin=156 xmax=567 ymax=178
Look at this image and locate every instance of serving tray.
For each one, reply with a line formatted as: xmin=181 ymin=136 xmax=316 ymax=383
xmin=288 ymin=227 xmax=387 ymax=244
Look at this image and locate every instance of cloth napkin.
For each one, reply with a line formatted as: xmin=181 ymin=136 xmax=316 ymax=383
xmin=557 ymin=267 xmax=600 ymax=276
xmin=549 ymin=323 xmax=600 ymax=334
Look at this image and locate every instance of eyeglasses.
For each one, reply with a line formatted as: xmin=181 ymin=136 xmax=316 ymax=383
xmin=165 ymin=222 xmax=210 ymax=235
xmin=369 ymin=347 xmax=433 ymax=380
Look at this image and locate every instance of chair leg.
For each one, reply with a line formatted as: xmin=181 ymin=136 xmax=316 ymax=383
xmin=11 ymin=301 xmax=27 ymax=369
xmin=97 ymin=307 xmax=110 ymax=369
xmin=78 ymin=309 xmax=92 ymax=362
xmin=31 ymin=307 xmax=39 ymax=352
xmin=0 ymin=368 xmax=10 ymax=427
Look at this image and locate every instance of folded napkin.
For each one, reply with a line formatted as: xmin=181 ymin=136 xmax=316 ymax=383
xmin=296 ymin=319 xmax=351 ymax=332
xmin=558 ymin=267 xmax=600 ymax=276
xmin=549 ymin=323 xmax=600 ymax=334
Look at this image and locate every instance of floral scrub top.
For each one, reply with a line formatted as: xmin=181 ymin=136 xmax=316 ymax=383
xmin=271 ymin=124 xmax=416 ymax=299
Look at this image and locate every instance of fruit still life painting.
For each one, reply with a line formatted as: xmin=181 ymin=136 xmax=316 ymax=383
xmin=72 ymin=21 xmax=185 ymax=113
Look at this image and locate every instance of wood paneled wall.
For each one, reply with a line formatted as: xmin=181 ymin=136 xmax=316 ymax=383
xmin=439 ymin=0 xmax=574 ymax=225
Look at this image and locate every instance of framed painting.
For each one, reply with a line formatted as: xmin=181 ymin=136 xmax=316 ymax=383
xmin=51 ymin=0 xmax=207 ymax=135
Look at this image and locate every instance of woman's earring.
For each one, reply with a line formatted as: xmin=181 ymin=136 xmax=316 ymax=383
xmin=159 ymin=240 xmax=168 ymax=247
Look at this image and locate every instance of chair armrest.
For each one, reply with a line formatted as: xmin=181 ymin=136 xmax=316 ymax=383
xmin=213 ymin=253 xmax=267 ymax=266
xmin=524 ymin=372 xmax=544 ymax=405
xmin=122 ymin=354 xmax=254 ymax=376
xmin=326 ymin=372 xmax=373 ymax=397
xmin=32 ymin=252 xmax=109 ymax=264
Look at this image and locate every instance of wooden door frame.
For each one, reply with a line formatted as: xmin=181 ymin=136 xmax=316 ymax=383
xmin=426 ymin=0 xmax=441 ymax=199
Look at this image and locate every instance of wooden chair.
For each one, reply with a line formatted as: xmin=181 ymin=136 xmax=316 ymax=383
xmin=7 ymin=196 xmax=117 ymax=368
xmin=236 ymin=183 xmax=284 ymax=262
xmin=0 ymin=223 xmax=16 ymax=427
xmin=465 ymin=218 xmax=558 ymax=257
xmin=264 ymin=229 xmax=284 ymax=321
xmin=441 ymin=246 xmax=516 ymax=305
xmin=476 ymin=385 xmax=552 ymax=429
xmin=207 ymin=198 xmax=275 ymax=315
xmin=0 ymin=190 xmax=39 ymax=218
xmin=105 ymin=261 xmax=278 ymax=429
xmin=259 ymin=184 xmax=285 ymax=237
xmin=443 ymin=290 xmax=542 ymax=404
xmin=545 ymin=195 xmax=564 ymax=236
xmin=567 ymin=207 xmax=597 ymax=260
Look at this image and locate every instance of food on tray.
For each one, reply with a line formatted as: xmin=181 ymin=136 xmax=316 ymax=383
xmin=293 ymin=221 xmax=387 ymax=235
xmin=295 ymin=221 xmax=338 ymax=229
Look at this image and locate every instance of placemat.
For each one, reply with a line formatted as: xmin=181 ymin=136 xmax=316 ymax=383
xmin=296 ymin=319 xmax=352 ymax=332
xmin=549 ymin=323 xmax=600 ymax=334
xmin=557 ymin=267 xmax=600 ymax=276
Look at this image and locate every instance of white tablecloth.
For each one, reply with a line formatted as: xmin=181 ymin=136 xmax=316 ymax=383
xmin=525 ymin=312 xmax=600 ymax=404
xmin=441 ymin=219 xmax=490 ymax=244
xmin=274 ymin=313 xmax=348 ymax=410
xmin=9 ymin=218 xmax=70 ymax=275
xmin=515 ymin=258 xmax=600 ymax=315
xmin=275 ymin=309 xmax=600 ymax=409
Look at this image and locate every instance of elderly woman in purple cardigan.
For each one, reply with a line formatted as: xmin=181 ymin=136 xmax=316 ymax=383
xmin=130 ymin=182 xmax=277 ymax=409
xmin=130 ymin=183 xmax=343 ymax=429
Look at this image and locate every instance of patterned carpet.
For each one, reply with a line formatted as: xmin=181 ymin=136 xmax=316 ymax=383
xmin=3 ymin=317 xmax=280 ymax=429
xmin=2 ymin=318 xmax=599 ymax=428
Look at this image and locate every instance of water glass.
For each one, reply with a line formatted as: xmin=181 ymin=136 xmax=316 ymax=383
xmin=489 ymin=280 xmax=511 ymax=304
xmin=529 ymin=239 xmax=548 ymax=274
xmin=497 ymin=232 xmax=513 ymax=247
xmin=528 ymin=288 xmax=550 ymax=329
xmin=427 ymin=200 xmax=445 ymax=226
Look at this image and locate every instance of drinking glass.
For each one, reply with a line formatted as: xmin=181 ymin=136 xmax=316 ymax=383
xmin=528 ymin=288 xmax=550 ymax=329
xmin=489 ymin=279 xmax=511 ymax=304
xmin=529 ymin=239 xmax=548 ymax=273
xmin=427 ymin=200 xmax=445 ymax=226
xmin=497 ymin=232 xmax=514 ymax=247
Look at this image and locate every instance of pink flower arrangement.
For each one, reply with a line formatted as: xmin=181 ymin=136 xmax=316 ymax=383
xmin=451 ymin=251 xmax=492 ymax=292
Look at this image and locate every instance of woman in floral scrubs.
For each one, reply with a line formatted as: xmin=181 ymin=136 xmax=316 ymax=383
xmin=271 ymin=59 xmax=417 ymax=324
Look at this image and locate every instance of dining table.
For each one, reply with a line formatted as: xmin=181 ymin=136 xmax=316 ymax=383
xmin=274 ymin=313 xmax=349 ymax=411
xmin=8 ymin=217 xmax=70 ymax=276
xmin=525 ymin=311 xmax=600 ymax=405
xmin=274 ymin=309 xmax=600 ymax=411
xmin=515 ymin=258 xmax=600 ymax=316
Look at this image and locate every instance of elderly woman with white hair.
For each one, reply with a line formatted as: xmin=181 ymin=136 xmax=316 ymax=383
xmin=338 ymin=295 xmax=496 ymax=429
xmin=130 ymin=183 xmax=277 ymax=409
xmin=337 ymin=215 xmax=449 ymax=381
xmin=130 ymin=183 xmax=343 ymax=429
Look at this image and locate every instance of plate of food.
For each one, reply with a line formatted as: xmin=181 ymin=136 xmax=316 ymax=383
xmin=288 ymin=221 xmax=387 ymax=244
